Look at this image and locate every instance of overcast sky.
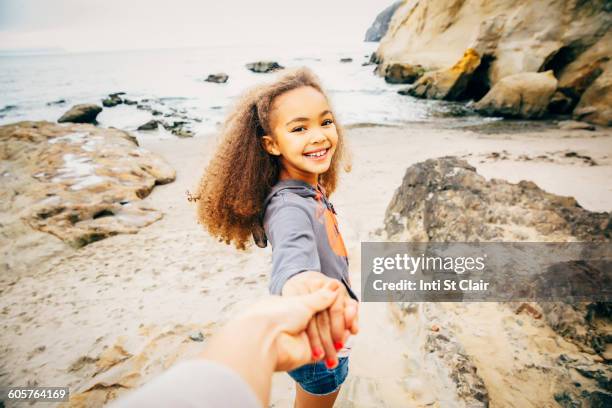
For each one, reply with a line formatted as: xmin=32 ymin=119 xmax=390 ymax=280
xmin=0 ymin=0 xmax=389 ymax=52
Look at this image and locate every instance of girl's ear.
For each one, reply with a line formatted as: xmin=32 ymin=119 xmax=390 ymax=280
xmin=262 ymin=135 xmax=281 ymax=156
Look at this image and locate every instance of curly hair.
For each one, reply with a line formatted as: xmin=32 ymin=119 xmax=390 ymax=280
xmin=196 ymin=66 xmax=351 ymax=250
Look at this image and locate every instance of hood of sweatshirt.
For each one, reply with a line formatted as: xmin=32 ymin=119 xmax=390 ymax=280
xmin=254 ymin=179 xmax=323 ymax=248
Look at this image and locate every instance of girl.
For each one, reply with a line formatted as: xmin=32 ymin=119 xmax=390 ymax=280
xmin=196 ymin=67 xmax=359 ymax=408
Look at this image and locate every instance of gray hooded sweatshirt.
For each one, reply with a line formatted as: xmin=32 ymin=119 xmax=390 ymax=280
xmin=261 ymin=179 xmax=358 ymax=301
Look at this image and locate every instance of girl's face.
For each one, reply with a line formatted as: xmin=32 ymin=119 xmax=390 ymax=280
xmin=262 ymin=86 xmax=338 ymax=187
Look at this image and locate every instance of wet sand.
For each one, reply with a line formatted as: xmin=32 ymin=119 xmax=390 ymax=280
xmin=1 ymin=123 xmax=611 ymax=407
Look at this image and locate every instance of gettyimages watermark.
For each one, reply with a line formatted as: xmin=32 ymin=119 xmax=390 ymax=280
xmin=361 ymin=242 xmax=611 ymax=302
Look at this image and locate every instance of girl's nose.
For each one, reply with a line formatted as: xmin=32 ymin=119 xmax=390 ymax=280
xmin=309 ymin=129 xmax=327 ymax=144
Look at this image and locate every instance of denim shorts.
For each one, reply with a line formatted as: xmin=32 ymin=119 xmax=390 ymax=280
xmin=288 ymin=357 xmax=349 ymax=395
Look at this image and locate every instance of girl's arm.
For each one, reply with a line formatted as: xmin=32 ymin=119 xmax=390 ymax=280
xmin=266 ymin=204 xmax=359 ymax=367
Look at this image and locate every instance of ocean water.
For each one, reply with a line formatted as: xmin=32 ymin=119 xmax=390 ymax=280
xmin=0 ymin=42 xmax=492 ymax=138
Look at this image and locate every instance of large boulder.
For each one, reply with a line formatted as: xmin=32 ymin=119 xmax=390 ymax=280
xmin=385 ymin=156 xmax=611 ymax=339
xmin=0 ymin=121 xmax=175 ymax=275
xmin=407 ymin=48 xmax=481 ymax=100
xmin=382 ymin=62 xmax=425 ymax=84
xmin=384 ymin=156 xmax=611 ymax=406
xmin=385 ymin=156 xmax=612 ymax=332
xmin=58 ymin=104 xmax=103 ymax=124
xmin=474 ymin=71 xmax=558 ymax=118
xmin=364 ymin=1 xmax=402 ymax=42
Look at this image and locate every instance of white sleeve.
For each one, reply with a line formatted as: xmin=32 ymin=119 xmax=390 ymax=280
xmin=106 ymin=359 xmax=261 ymax=408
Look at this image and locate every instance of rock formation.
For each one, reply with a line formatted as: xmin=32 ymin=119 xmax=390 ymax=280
xmin=137 ymin=119 xmax=159 ymax=131
xmin=0 ymin=105 xmax=18 ymax=119
xmin=374 ymin=0 xmax=611 ymax=124
xmin=116 ymin=95 xmax=201 ymax=136
xmin=424 ymin=324 xmax=489 ymax=407
xmin=364 ymin=1 xmax=402 ymax=42
xmin=408 ymin=48 xmax=481 ymax=100
xmin=204 ymin=73 xmax=229 ymax=83
xmin=58 ymin=104 xmax=103 ymax=124
xmin=0 ymin=121 xmax=175 ymax=276
xmin=474 ymin=71 xmax=558 ymax=118
xmin=572 ymin=52 xmax=612 ymax=126
xmin=382 ymin=62 xmax=425 ymax=84
xmin=102 ymin=92 xmax=125 ymax=108
xmin=61 ymin=323 xmax=217 ymax=407
xmin=245 ymin=61 xmax=284 ymax=73
xmin=384 ymin=156 xmax=611 ymax=405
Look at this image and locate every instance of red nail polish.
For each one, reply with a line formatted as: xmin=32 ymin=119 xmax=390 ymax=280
xmin=325 ymin=358 xmax=337 ymax=369
xmin=312 ymin=347 xmax=323 ymax=359
xmin=334 ymin=341 xmax=343 ymax=351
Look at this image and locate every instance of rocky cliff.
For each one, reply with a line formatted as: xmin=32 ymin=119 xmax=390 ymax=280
xmin=373 ymin=0 xmax=611 ymax=125
xmin=364 ymin=1 xmax=403 ymax=42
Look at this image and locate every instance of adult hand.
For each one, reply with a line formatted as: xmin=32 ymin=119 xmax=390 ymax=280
xmin=281 ymin=271 xmax=359 ymax=369
xmin=239 ymin=280 xmax=345 ymax=371
xmin=188 ymin=281 xmax=347 ymax=408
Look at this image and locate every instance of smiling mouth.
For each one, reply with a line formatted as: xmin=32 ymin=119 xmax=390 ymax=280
xmin=303 ymin=148 xmax=330 ymax=160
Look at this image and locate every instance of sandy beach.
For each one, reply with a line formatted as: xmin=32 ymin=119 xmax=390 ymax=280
xmin=1 ymin=121 xmax=610 ymax=407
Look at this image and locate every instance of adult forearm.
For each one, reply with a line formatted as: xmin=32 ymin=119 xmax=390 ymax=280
xmin=199 ymin=315 xmax=279 ymax=407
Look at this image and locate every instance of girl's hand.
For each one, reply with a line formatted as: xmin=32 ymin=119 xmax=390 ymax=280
xmin=281 ymin=271 xmax=359 ymax=369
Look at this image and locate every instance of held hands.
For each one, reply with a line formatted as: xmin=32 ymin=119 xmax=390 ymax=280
xmin=197 ymin=284 xmax=348 ymax=408
xmin=199 ymin=276 xmax=358 ymax=375
xmin=229 ymin=280 xmax=352 ymax=371
xmin=281 ymin=271 xmax=359 ymax=369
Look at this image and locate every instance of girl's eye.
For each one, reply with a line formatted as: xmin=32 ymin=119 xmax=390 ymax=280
xmin=322 ymin=119 xmax=334 ymax=126
xmin=291 ymin=126 xmax=305 ymax=132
